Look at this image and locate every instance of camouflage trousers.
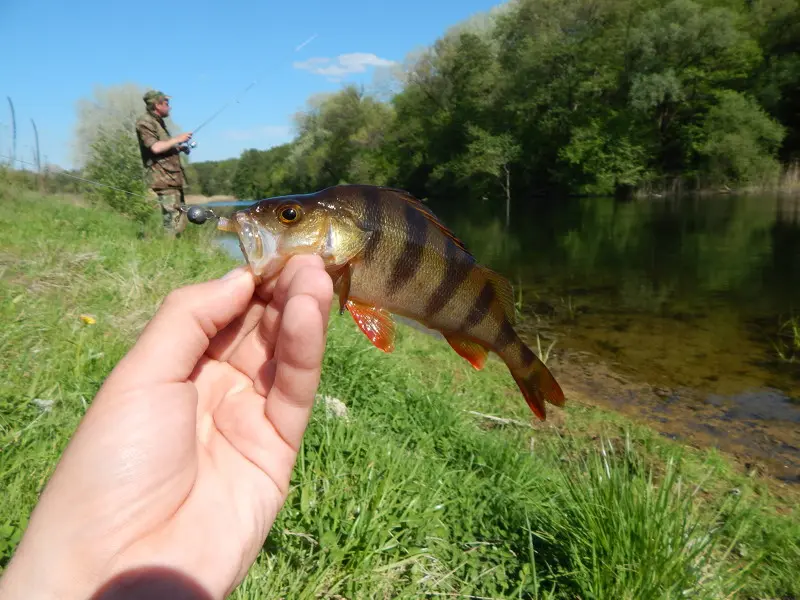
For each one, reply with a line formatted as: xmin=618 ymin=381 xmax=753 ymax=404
xmin=154 ymin=188 xmax=187 ymax=236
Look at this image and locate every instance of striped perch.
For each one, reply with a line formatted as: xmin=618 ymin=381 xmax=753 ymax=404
xmin=218 ymin=184 xmax=565 ymax=420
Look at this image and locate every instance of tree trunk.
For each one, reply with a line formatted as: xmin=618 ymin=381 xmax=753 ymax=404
xmin=504 ymin=163 xmax=511 ymax=229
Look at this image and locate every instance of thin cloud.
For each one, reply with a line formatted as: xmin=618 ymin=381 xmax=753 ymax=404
xmin=293 ymin=53 xmax=396 ymax=80
xmin=222 ymin=125 xmax=292 ymax=142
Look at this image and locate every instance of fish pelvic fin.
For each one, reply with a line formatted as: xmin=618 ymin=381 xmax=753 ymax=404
xmin=346 ymin=299 xmax=396 ymax=353
xmin=443 ymin=333 xmax=489 ymax=370
xmin=481 ymin=267 xmax=517 ymax=325
xmin=329 ymin=262 xmax=353 ymax=315
xmin=505 ymin=342 xmax=565 ymax=421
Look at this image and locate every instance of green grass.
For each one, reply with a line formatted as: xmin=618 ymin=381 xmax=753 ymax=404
xmin=1 ymin=187 xmax=799 ymax=599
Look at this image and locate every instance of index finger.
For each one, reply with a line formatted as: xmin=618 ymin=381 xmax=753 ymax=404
xmin=219 ymin=255 xmax=331 ymax=379
xmin=107 ymin=268 xmax=255 ymax=388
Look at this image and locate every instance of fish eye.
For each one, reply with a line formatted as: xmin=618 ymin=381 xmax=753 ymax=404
xmin=278 ymin=204 xmax=301 ymax=224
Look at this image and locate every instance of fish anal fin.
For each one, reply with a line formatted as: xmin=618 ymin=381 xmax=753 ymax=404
xmin=443 ymin=334 xmax=489 ymax=370
xmin=482 ymin=268 xmax=516 ymax=324
xmin=346 ymin=300 xmax=395 ymax=353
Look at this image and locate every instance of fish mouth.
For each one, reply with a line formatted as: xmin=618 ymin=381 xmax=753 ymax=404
xmin=218 ymin=213 xmax=284 ymax=281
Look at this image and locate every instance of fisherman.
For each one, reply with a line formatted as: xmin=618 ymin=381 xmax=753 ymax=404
xmin=135 ymin=90 xmax=193 ymax=236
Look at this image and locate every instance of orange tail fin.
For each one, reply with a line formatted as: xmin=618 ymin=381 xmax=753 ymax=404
xmin=507 ymin=352 xmax=565 ymax=421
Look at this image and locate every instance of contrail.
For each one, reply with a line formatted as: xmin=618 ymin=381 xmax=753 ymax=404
xmin=295 ymin=33 xmax=318 ymax=52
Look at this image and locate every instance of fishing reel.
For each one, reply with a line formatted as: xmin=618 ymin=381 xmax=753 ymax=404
xmin=178 ymin=140 xmax=197 ymax=154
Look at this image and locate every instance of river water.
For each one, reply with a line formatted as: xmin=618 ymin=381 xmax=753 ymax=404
xmin=206 ymin=192 xmax=800 ymax=483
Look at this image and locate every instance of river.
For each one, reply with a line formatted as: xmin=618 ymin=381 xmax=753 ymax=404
xmin=205 ymin=191 xmax=800 ymax=485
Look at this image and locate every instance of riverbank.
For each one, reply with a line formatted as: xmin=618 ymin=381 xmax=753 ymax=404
xmin=1 ymin=188 xmax=798 ymax=598
xmin=206 ymin=188 xmax=800 ymax=489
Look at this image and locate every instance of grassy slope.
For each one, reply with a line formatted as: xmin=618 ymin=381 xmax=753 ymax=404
xmin=0 ymin=189 xmax=798 ymax=599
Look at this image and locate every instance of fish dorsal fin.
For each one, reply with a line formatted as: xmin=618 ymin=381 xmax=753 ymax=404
xmin=482 ymin=267 xmax=516 ymax=324
xmin=387 ymin=188 xmax=475 ymax=259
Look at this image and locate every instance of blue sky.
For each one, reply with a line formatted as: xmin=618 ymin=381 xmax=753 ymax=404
xmin=0 ymin=0 xmax=505 ymax=170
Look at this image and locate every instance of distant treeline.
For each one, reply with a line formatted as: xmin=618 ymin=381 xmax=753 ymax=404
xmin=187 ymin=0 xmax=799 ymax=203
xmin=8 ymin=0 xmax=799 ymax=206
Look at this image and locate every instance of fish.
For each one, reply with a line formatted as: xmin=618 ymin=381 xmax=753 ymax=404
xmin=217 ymin=184 xmax=565 ymax=420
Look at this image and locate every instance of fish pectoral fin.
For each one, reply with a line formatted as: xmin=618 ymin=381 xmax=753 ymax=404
xmin=346 ymin=300 xmax=396 ymax=353
xmin=443 ymin=334 xmax=489 ymax=370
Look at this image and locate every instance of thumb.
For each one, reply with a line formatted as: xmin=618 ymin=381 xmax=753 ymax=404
xmin=110 ymin=267 xmax=255 ymax=386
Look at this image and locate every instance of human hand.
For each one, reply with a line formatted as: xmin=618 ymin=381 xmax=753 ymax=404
xmin=176 ymin=132 xmax=193 ymax=145
xmin=0 ymin=255 xmax=334 ymax=600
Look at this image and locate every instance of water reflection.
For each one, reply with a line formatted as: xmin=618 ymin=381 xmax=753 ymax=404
xmin=206 ymin=191 xmax=800 ymax=427
xmin=435 ymin=193 xmax=800 ymax=417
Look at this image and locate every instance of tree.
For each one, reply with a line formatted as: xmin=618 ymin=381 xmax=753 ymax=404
xmin=191 ymin=0 xmax=800 ymax=201
xmin=82 ymin=126 xmax=151 ymax=223
xmin=435 ymin=124 xmax=520 ymax=225
xmin=287 ymin=86 xmax=396 ymax=189
xmin=71 ymin=83 xmax=176 ymax=168
xmin=189 ymin=159 xmax=238 ymax=196
xmin=694 ymin=90 xmax=785 ymax=186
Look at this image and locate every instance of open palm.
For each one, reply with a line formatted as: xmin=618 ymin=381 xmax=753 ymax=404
xmin=0 ymin=256 xmax=334 ymax=600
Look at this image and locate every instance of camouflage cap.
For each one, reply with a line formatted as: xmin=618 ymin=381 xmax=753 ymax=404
xmin=143 ymin=90 xmax=170 ymax=106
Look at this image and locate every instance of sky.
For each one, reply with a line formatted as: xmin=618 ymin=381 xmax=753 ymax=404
xmin=0 ymin=0 xmax=506 ymax=170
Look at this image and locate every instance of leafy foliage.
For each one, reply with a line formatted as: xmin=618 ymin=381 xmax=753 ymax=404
xmin=695 ymin=90 xmax=786 ymax=186
xmin=82 ymin=127 xmax=152 ymax=224
xmin=185 ymin=158 xmax=238 ymax=197
xmin=189 ymin=0 xmax=799 ymax=207
xmin=38 ymin=0 xmax=798 ymax=207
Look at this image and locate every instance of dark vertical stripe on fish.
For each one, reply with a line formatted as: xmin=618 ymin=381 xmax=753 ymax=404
xmin=388 ymin=200 xmax=428 ymax=291
xmin=521 ymin=344 xmax=537 ymax=368
xmin=461 ymin=279 xmax=494 ymax=332
xmin=424 ymin=237 xmax=472 ymax=318
xmin=493 ymin=318 xmax=516 ymax=352
xmin=362 ymin=186 xmax=383 ymax=265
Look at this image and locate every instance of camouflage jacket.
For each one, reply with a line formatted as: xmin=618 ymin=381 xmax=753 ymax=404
xmin=135 ymin=110 xmax=186 ymax=190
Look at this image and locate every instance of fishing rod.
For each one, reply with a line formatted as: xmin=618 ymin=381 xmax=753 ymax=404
xmin=178 ymin=32 xmax=319 ymax=153
xmin=1 ymin=33 xmax=320 ymax=220
xmin=1 ymin=154 xmax=151 ymax=199
xmin=176 ymin=79 xmax=259 ymax=154
xmin=1 ymin=153 xmax=237 ymax=225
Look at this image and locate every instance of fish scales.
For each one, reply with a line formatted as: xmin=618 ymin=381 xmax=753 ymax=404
xmin=220 ymin=183 xmax=566 ymax=419
xmin=350 ymin=188 xmax=427 ymax=313
xmin=345 ymin=187 xmax=477 ymax=332
xmin=340 ymin=187 xmax=540 ymax=391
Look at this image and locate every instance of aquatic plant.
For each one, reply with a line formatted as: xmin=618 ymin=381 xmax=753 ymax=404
xmin=774 ymin=315 xmax=800 ymax=363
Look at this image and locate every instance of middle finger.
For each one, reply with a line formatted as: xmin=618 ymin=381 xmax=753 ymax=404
xmin=223 ymin=255 xmax=333 ymax=379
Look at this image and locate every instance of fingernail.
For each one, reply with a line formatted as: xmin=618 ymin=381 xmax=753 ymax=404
xmin=220 ymin=266 xmax=248 ymax=281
